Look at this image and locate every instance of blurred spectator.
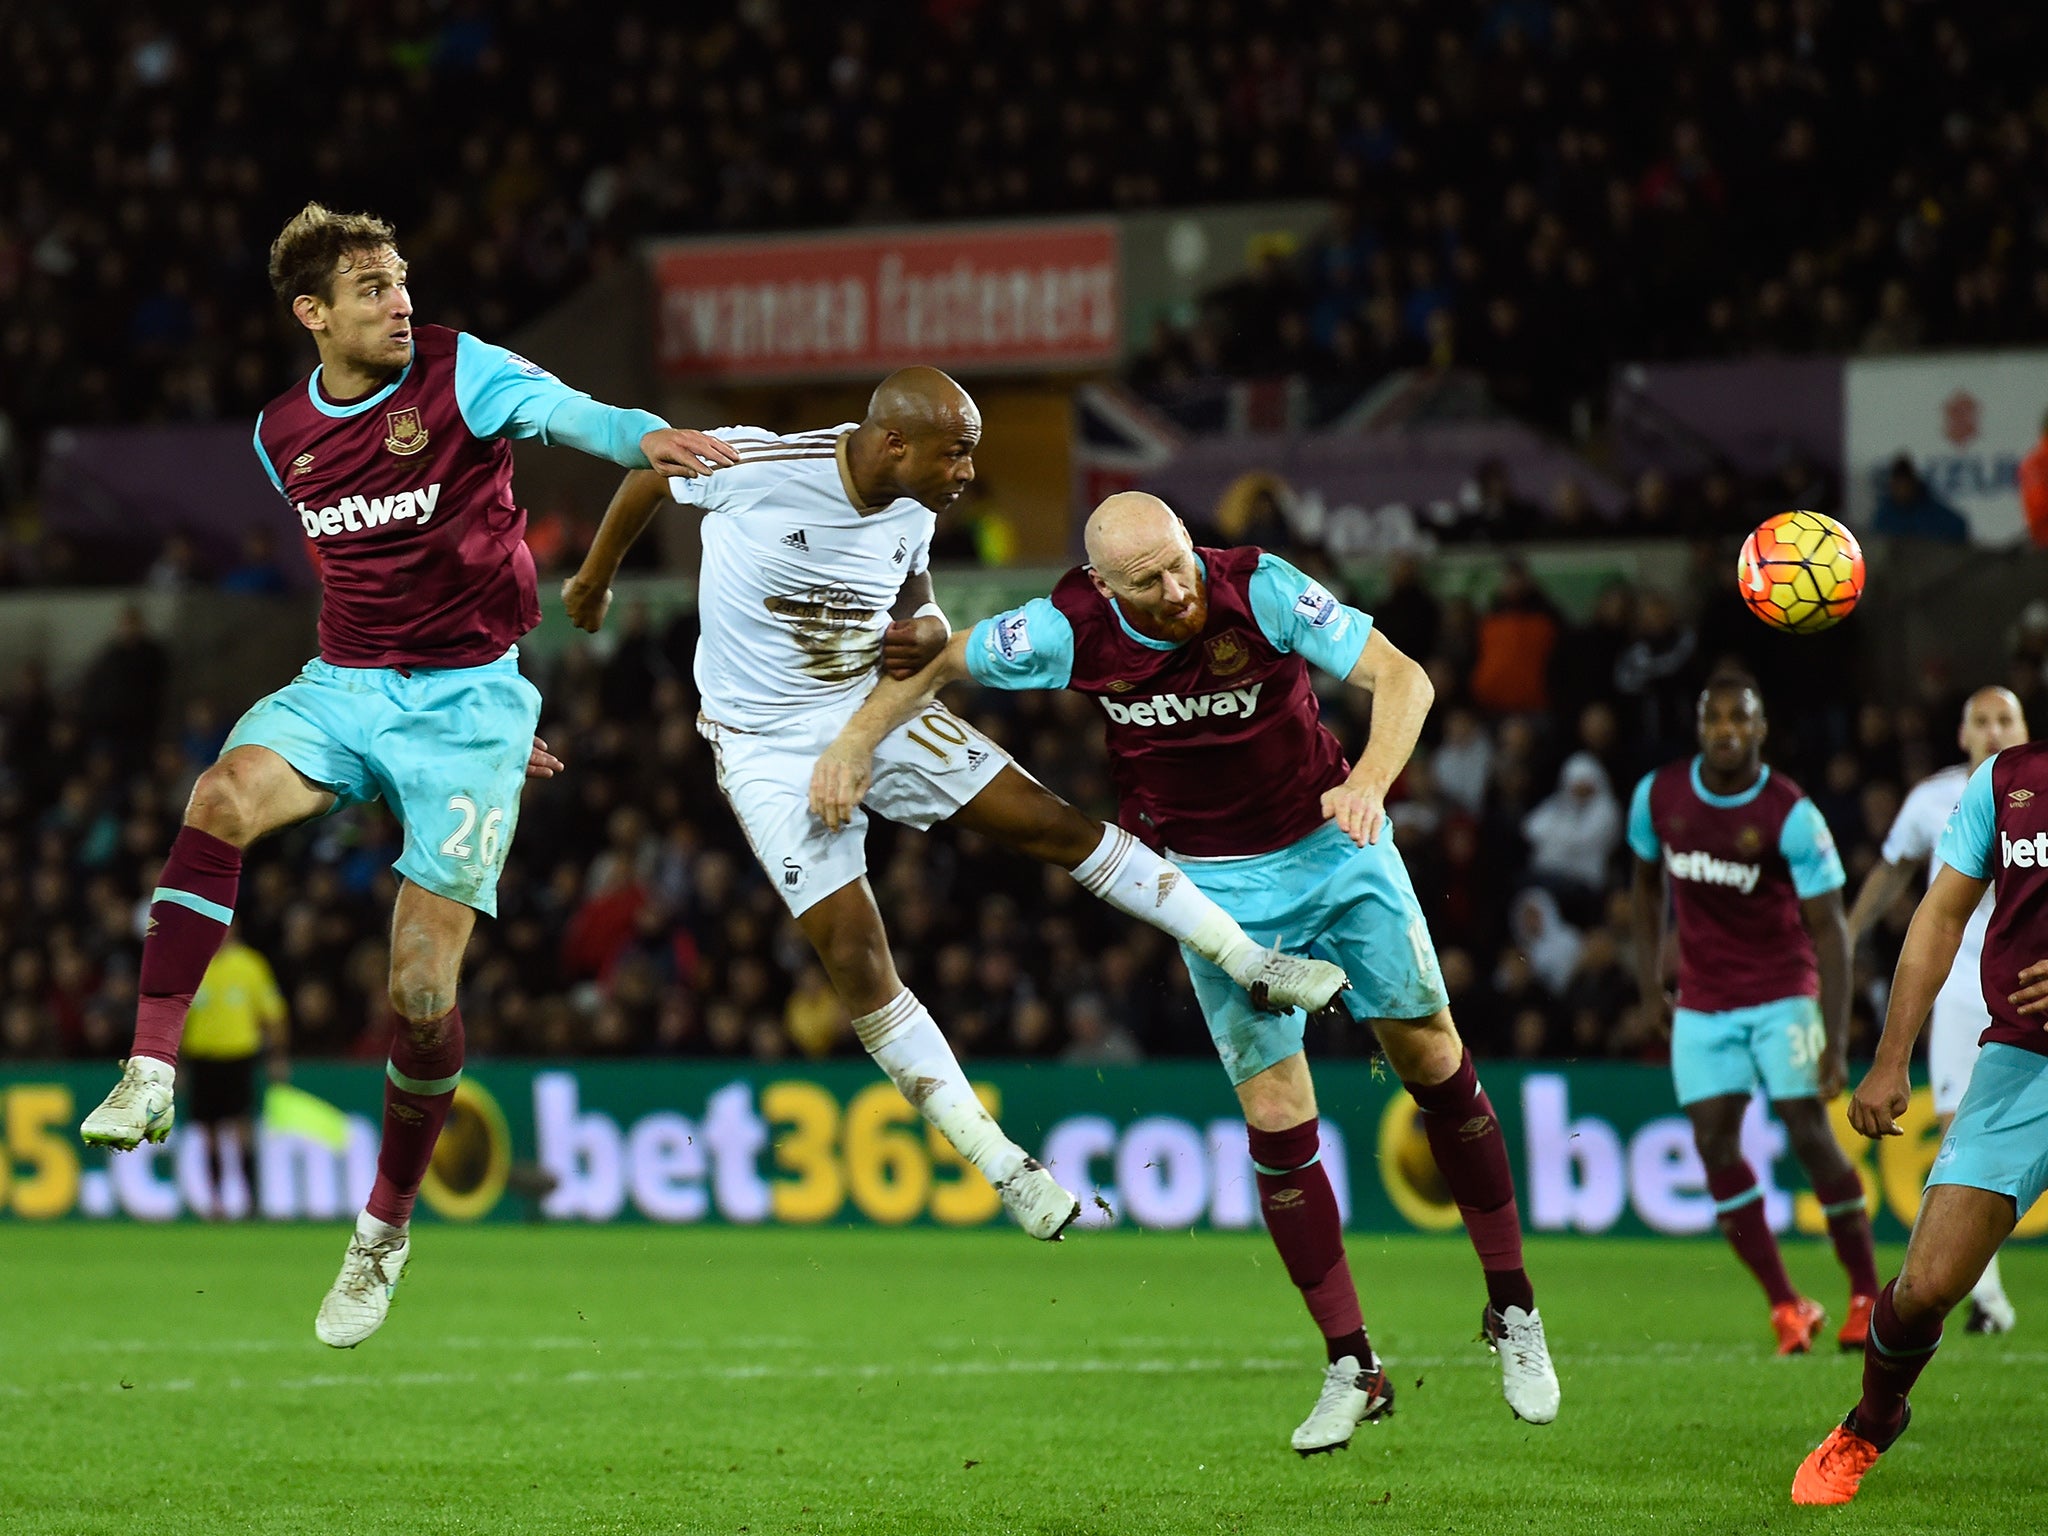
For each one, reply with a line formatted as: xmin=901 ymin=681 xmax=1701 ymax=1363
xmin=1468 ymin=561 xmax=1559 ymax=714
xmin=218 ymin=530 xmax=292 ymax=596
xmin=1374 ymin=553 xmax=1442 ymax=660
xmin=2022 ymin=410 xmax=2048 ymax=547
xmin=1507 ymin=888 xmax=1583 ymax=998
xmin=1521 ymin=752 xmax=1620 ymax=917
xmin=1871 ymin=456 xmax=1968 ymax=544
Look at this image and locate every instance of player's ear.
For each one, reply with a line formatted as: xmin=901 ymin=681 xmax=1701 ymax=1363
xmin=1087 ymin=568 xmax=1116 ymax=601
xmin=291 ymin=293 xmax=325 ymax=335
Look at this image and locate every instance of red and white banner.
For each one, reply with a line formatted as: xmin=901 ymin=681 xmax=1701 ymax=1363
xmin=650 ymin=221 xmax=1121 ymax=381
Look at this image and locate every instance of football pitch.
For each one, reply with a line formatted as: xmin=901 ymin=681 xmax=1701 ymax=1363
xmin=5 ymin=1227 xmax=2038 ymax=1535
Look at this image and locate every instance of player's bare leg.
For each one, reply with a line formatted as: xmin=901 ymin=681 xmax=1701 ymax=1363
xmin=1377 ymin=1008 xmax=1558 ymax=1423
xmin=948 ymin=768 xmax=1348 ymax=1013
xmin=796 ymin=878 xmax=1078 ymax=1239
xmin=1235 ymin=1052 xmax=1394 ymax=1452
xmin=1794 ymin=1183 xmax=2014 ymax=1504
xmin=1683 ymin=1093 xmax=1823 ymax=1352
xmin=317 ymin=882 xmax=474 ymax=1347
xmin=82 ymin=747 xmax=334 ymax=1150
xmin=1934 ymin=1111 xmax=2017 ymax=1332
xmin=1777 ymin=1095 xmax=1881 ymax=1348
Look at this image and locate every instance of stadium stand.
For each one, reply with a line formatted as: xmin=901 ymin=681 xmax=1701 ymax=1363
xmin=5 ymin=0 xmax=2046 ymax=1062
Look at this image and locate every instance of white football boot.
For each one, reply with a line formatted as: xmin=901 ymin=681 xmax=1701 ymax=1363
xmin=1243 ymin=950 xmax=1350 ymax=1015
xmin=315 ymin=1216 xmax=411 ymax=1348
xmin=995 ymin=1157 xmax=1081 ymax=1241
xmin=1291 ymin=1353 xmax=1395 ymax=1454
xmin=1482 ymin=1304 xmax=1560 ymax=1423
xmin=79 ymin=1058 xmax=177 ymax=1149
xmin=1966 ymin=1291 xmax=2017 ymax=1334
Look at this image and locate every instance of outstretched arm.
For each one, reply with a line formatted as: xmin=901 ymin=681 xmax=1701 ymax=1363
xmin=1844 ymin=855 xmax=1918 ymax=949
xmin=562 ymin=470 xmax=669 ymax=632
xmin=451 ymin=332 xmax=737 ymax=474
xmin=1322 ymin=628 xmax=1434 ymax=846
xmin=810 ymin=632 xmax=974 ymax=830
xmin=1850 ymin=864 xmax=1988 ymax=1137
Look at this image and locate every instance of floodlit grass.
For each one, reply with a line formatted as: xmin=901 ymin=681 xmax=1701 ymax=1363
xmin=3 ymin=1225 xmax=2038 ymax=1534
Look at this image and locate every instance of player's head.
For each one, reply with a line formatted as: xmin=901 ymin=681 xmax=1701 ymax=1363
xmin=269 ymin=203 xmax=412 ymax=374
xmin=1960 ymin=684 xmax=2028 ymax=767
xmin=1084 ymin=492 xmax=1208 ymax=643
xmin=861 ymin=368 xmax=980 ymax=511
xmin=1696 ymin=670 xmax=1766 ymax=775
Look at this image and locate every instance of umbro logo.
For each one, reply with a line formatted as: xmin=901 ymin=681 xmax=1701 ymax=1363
xmin=1266 ymin=1188 xmax=1305 ymax=1208
xmin=1458 ymin=1114 xmax=1496 ymax=1142
xmin=289 ymin=452 xmax=315 ymax=478
xmin=2011 ymin=789 xmax=2035 ymax=807
xmin=781 ymin=530 xmax=809 ymax=551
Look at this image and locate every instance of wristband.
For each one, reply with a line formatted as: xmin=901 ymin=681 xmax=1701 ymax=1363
xmin=912 ymin=601 xmax=949 ymax=628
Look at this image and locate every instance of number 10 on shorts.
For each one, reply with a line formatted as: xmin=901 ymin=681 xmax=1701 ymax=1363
xmin=442 ymin=795 xmax=507 ymax=868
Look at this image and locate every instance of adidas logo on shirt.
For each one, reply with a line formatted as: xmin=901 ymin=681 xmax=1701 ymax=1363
xmin=781 ymin=530 xmax=809 ymax=551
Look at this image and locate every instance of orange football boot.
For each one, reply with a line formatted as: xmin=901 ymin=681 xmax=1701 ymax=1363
xmin=1792 ymin=1408 xmax=1906 ymax=1506
xmin=1771 ymin=1296 xmax=1827 ymax=1354
xmin=1837 ymin=1293 xmax=1876 ymax=1351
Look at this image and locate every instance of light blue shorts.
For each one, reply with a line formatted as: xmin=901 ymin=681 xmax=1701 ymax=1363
xmin=1173 ymin=820 xmax=1449 ymax=1086
xmin=222 ymin=649 xmax=542 ymax=916
xmin=1928 ymin=1042 xmax=2048 ymax=1212
xmin=1670 ymin=994 xmax=1824 ymax=1106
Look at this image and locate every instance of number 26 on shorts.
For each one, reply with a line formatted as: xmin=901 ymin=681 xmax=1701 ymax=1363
xmin=441 ymin=795 xmax=507 ymax=867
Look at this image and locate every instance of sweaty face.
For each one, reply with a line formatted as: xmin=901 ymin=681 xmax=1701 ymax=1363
xmin=309 ymin=246 xmax=414 ymax=378
xmin=1697 ymin=687 xmax=1766 ymax=774
xmin=1962 ymin=692 xmax=2028 ymax=762
xmin=893 ymin=412 xmax=980 ymax=512
xmin=1101 ymin=533 xmax=1209 ymax=644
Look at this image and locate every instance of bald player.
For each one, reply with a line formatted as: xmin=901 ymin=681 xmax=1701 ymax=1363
xmin=1846 ymin=685 xmax=2029 ymax=1332
xmin=564 ymin=376 xmax=1348 ymax=1246
xmin=811 ymin=491 xmax=1560 ymax=1452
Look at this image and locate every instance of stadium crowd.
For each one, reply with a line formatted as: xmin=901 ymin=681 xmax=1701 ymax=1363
xmin=2 ymin=0 xmax=2045 ymax=545
xmin=10 ymin=533 xmax=2029 ymax=1069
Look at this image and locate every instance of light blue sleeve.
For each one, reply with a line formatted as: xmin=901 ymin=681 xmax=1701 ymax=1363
xmin=1245 ymin=553 xmax=1373 ymax=678
xmin=963 ymin=599 xmax=1074 ymax=691
xmin=453 ymin=331 xmax=667 ymax=466
xmin=252 ymin=414 xmax=284 ymax=497
xmin=1626 ymin=772 xmax=1661 ymax=862
xmin=1936 ymin=756 xmax=1998 ymax=879
xmin=1779 ymin=798 xmax=1847 ymax=898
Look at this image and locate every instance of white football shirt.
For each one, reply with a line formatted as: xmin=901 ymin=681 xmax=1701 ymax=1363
xmin=671 ymin=426 xmax=934 ymax=735
xmin=1882 ymin=762 xmax=1993 ymax=959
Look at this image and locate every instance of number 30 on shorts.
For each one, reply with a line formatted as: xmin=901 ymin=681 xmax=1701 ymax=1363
xmin=441 ymin=795 xmax=507 ymax=867
xmin=1785 ymin=1017 xmax=1827 ymax=1069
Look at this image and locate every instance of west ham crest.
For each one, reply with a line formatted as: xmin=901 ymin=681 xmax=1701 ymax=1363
xmin=1736 ymin=825 xmax=1762 ymax=854
xmin=1204 ymin=630 xmax=1252 ymax=678
xmin=384 ymin=407 xmax=429 ymax=456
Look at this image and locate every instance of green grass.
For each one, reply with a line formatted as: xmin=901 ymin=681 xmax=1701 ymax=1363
xmin=2 ymin=1226 xmax=2038 ymax=1534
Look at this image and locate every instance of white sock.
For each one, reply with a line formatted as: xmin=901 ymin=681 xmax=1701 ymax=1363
xmin=853 ymin=990 xmax=1025 ymax=1185
xmin=1973 ymin=1250 xmax=2007 ymax=1304
xmin=1069 ymin=825 xmax=1264 ymax=984
xmin=356 ymin=1210 xmax=407 ymax=1243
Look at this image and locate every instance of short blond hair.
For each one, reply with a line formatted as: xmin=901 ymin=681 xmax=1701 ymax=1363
xmin=267 ymin=202 xmax=398 ymax=308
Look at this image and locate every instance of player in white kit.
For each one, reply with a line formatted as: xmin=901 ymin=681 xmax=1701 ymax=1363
xmin=561 ymin=368 xmax=1347 ymax=1242
xmin=1846 ymin=685 xmax=2028 ymax=1331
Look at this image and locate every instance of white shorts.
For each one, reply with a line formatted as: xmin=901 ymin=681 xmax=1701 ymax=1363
xmin=1929 ymin=964 xmax=1990 ymax=1118
xmin=701 ymin=704 xmax=1010 ymax=916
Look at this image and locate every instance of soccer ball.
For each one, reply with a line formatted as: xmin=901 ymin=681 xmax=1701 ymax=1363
xmin=1736 ymin=511 xmax=1866 ymax=633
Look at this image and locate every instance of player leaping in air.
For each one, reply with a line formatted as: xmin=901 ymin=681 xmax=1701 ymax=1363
xmin=811 ymin=491 xmax=1561 ymax=1451
xmin=80 ymin=203 xmax=738 ymax=1347
xmin=1627 ymin=674 xmax=1880 ymax=1355
xmin=1792 ymin=735 xmax=2048 ymax=1504
xmin=1845 ymin=685 xmax=2028 ymax=1333
xmin=562 ymin=373 xmax=1348 ymax=1245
